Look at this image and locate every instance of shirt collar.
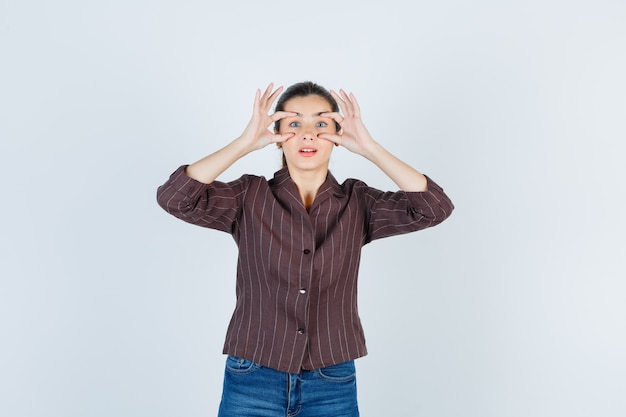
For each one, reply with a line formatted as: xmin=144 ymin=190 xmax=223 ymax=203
xmin=270 ymin=167 xmax=346 ymax=206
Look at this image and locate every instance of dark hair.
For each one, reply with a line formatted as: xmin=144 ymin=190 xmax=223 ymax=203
xmin=274 ymin=81 xmax=341 ymax=133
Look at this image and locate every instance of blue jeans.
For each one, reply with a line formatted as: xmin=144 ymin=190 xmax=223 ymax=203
xmin=217 ymin=356 xmax=360 ymax=417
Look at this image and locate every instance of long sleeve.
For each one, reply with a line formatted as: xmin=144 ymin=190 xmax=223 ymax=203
xmin=156 ymin=165 xmax=249 ymax=234
xmin=360 ymin=175 xmax=454 ymax=243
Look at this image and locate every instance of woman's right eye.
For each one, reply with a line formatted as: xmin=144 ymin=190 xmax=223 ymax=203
xmin=289 ymin=121 xmax=300 ymax=127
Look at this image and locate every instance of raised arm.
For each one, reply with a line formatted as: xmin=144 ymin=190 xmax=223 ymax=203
xmin=185 ymin=84 xmax=296 ymax=184
xmin=318 ymin=90 xmax=428 ymax=192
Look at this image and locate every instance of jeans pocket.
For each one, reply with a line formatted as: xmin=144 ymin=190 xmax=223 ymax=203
xmin=224 ymin=355 xmax=261 ymax=375
xmin=316 ymin=360 xmax=356 ymax=382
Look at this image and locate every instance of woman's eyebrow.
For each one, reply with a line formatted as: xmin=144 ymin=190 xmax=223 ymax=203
xmin=290 ymin=111 xmax=331 ymax=117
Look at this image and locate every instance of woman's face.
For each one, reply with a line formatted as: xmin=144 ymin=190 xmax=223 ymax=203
xmin=277 ymin=94 xmax=337 ymax=175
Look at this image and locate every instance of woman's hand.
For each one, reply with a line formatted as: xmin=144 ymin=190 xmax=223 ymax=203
xmin=319 ymin=89 xmax=428 ymax=191
xmin=238 ymin=83 xmax=296 ymax=151
xmin=318 ymin=89 xmax=377 ymax=158
xmin=185 ymin=84 xmax=294 ymax=184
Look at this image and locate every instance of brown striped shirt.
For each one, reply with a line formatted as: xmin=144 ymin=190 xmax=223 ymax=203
xmin=156 ymin=165 xmax=454 ymax=373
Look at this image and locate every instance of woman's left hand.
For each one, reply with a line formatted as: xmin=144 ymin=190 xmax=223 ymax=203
xmin=318 ymin=90 xmax=378 ymax=158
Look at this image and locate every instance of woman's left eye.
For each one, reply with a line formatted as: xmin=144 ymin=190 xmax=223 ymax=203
xmin=316 ymin=122 xmax=328 ymax=127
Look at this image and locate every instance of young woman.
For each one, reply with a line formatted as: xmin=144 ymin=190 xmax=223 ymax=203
xmin=156 ymin=82 xmax=454 ymax=417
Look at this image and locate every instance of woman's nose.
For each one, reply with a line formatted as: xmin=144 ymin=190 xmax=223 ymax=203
xmin=302 ymin=126 xmax=315 ymax=140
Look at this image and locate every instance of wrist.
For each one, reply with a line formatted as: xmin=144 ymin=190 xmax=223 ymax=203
xmin=360 ymin=140 xmax=385 ymax=162
xmin=232 ymin=135 xmax=258 ymax=156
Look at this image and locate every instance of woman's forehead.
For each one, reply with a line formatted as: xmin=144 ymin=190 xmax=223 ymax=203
xmin=283 ymin=95 xmax=332 ymax=113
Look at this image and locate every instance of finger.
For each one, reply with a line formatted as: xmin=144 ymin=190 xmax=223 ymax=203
xmin=318 ymin=132 xmax=342 ymax=146
xmin=267 ymin=85 xmax=283 ymax=103
xmin=261 ymin=83 xmax=274 ymax=101
xmin=330 ymin=90 xmax=348 ymax=115
xmin=349 ymin=92 xmax=361 ymax=117
xmin=319 ymin=111 xmax=344 ymax=124
xmin=252 ymin=89 xmax=261 ymax=110
xmin=259 ymin=84 xmax=283 ymax=114
xmin=332 ymin=89 xmax=355 ymax=117
xmin=272 ymin=132 xmax=295 ymax=144
xmin=339 ymin=89 xmax=355 ymax=116
xmin=260 ymin=84 xmax=281 ymax=111
xmin=270 ymin=111 xmax=298 ymax=122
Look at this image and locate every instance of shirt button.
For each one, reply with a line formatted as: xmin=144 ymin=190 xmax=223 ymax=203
xmin=299 ymin=288 xmax=306 ymax=294
xmin=303 ymin=249 xmax=311 ymax=254
xmin=298 ymin=328 xmax=305 ymax=334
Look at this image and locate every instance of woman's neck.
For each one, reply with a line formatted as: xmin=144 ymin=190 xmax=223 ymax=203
xmin=287 ymin=167 xmax=328 ymax=209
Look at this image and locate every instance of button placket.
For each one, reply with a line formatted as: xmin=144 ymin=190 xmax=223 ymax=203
xmin=297 ymin=244 xmax=313 ymax=336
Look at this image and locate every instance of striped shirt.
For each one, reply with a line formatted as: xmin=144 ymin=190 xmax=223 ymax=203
xmin=156 ymin=165 xmax=454 ymax=373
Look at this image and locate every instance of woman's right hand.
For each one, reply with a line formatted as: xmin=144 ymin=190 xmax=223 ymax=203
xmin=184 ymin=84 xmax=294 ymax=184
xmin=238 ymin=83 xmax=296 ymax=151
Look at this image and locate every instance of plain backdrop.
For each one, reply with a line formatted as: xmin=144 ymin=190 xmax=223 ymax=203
xmin=1 ymin=1 xmax=625 ymax=416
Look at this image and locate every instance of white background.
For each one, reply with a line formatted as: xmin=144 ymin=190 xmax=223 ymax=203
xmin=1 ymin=1 xmax=625 ymax=416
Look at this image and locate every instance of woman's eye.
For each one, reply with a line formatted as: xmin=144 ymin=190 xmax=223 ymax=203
xmin=316 ymin=122 xmax=328 ymax=127
xmin=289 ymin=121 xmax=300 ymax=127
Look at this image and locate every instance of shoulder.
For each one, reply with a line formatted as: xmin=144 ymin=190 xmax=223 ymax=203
xmin=227 ymin=173 xmax=266 ymax=186
xmin=337 ymin=177 xmax=385 ymax=199
xmin=217 ymin=173 xmax=271 ymax=199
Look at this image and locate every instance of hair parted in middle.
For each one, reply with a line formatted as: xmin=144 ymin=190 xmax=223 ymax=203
xmin=274 ymin=81 xmax=341 ymax=168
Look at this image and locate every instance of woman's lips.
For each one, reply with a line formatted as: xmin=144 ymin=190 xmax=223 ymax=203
xmin=299 ymin=147 xmax=317 ymax=156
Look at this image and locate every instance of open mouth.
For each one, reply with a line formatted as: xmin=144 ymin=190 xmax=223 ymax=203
xmin=299 ymin=147 xmax=317 ymax=155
